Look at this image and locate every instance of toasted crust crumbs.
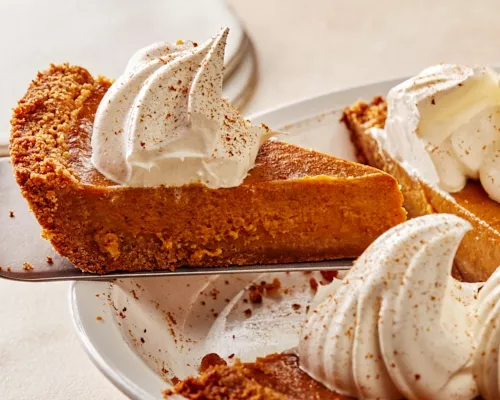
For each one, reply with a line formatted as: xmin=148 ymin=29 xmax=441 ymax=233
xmin=23 ymin=262 xmax=34 ymax=271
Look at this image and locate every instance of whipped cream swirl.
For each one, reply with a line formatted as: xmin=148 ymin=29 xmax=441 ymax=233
xmin=299 ymin=214 xmax=481 ymax=399
xmin=380 ymin=64 xmax=500 ymax=202
xmin=474 ymin=268 xmax=500 ymax=398
xmin=91 ymin=28 xmax=275 ymax=188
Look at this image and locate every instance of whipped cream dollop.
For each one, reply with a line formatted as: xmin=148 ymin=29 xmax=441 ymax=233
xmin=379 ymin=64 xmax=500 ymax=202
xmin=91 ymin=28 xmax=275 ymax=188
xmin=299 ymin=214 xmax=482 ymax=399
xmin=474 ymin=268 xmax=500 ymax=399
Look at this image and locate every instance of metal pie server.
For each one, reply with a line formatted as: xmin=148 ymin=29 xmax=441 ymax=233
xmin=0 ymin=159 xmax=353 ymax=282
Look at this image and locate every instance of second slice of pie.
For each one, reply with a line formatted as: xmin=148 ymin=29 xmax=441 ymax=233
xmin=344 ymin=65 xmax=500 ymax=282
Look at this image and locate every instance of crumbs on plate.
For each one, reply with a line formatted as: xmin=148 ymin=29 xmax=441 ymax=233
xmin=23 ymin=262 xmax=34 ymax=271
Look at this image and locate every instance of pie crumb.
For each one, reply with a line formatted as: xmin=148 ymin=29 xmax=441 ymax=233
xmin=309 ymin=277 xmax=319 ymax=292
xmin=23 ymin=262 xmax=34 ymax=271
xmin=199 ymin=353 xmax=227 ymax=373
xmin=9 ymin=210 xmax=15 ymax=218
xmin=264 ymin=278 xmax=281 ymax=295
xmin=96 ymin=316 xmax=103 ymax=321
xmin=46 ymin=256 xmax=53 ymax=264
xmin=248 ymin=286 xmax=263 ymax=304
xmin=171 ymin=376 xmax=180 ymax=385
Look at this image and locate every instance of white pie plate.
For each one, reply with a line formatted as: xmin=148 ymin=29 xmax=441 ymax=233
xmin=70 ymin=77 xmax=407 ymax=400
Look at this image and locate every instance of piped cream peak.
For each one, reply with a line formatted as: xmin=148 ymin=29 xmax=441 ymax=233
xmin=92 ymin=28 xmax=276 ymax=188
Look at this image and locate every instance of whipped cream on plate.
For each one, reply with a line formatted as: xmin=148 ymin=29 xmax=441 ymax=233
xmin=378 ymin=64 xmax=500 ymax=202
xmin=474 ymin=267 xmax=500 ymax=399
xmin=299 ymin=214 xmax=500 ymax=400
xmin=91 ymin=28 xmax=275 ymax=188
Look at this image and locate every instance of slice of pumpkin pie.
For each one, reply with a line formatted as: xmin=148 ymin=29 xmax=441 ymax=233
xmin=10 ymin=28 xmax=406 ymax=273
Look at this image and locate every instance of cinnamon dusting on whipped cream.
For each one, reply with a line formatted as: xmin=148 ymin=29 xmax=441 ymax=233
xmin=92 ymin=28 xmax=277 ymax=188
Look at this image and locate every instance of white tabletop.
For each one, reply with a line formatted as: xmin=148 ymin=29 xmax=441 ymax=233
xmin=3 ymin=0 xmax=500 ymax=398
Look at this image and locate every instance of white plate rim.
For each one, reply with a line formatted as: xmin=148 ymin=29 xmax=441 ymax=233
xmin=69 ymin=284 xmax=158 ymax=400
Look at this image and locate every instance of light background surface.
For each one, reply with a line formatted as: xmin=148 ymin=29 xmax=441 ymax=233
xmin=2 ymin=0 xmax=500 ymax=398
xmin=237 ymin=0 xmax=500 ymax=115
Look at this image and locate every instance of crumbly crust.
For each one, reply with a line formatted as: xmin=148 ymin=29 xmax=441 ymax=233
xmin=164 ymin=354 xmax=347 ymax=400
xmin=164 ymin=360 xmax=286 ymax=400
xmin=342 ymin=96 xmax=387 ymax=164
xmin=344 ymin=97 xmax=500 ymax=282
xmin=10 ymin=64 xmax=111 ymax=184
xmin=10 ymin=65 xmax=406 ymax=274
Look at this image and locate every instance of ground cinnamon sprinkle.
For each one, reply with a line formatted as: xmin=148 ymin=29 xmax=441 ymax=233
xmin=247 ymin=278 xmax=282 ymax=304
xmin=46 ymin=256 xmax=53 ymax=264
xmin=9 ymin=210 xmax=15 ymax=218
